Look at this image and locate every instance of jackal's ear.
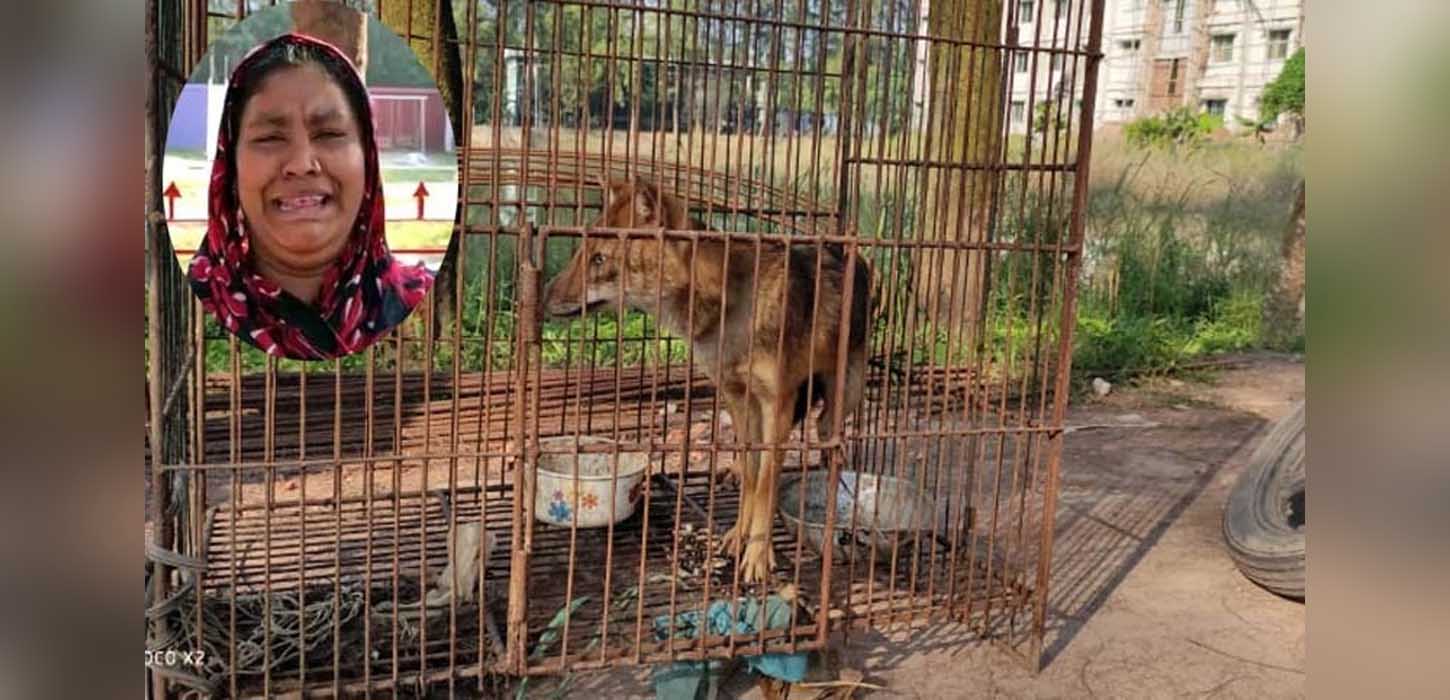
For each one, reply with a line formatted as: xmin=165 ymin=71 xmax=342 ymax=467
xmin=656 ymin=189 xmax=690 ymax=230
xmin=594 ymin=173 xmax=617 ymax=207
xmin=632 ymin=176 xmax=662 ymax=224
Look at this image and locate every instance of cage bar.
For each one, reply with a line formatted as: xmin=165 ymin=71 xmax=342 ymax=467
xmin=146 ymin=0 xmax=1103 ymax=695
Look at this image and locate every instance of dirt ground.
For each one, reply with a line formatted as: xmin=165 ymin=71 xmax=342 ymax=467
xmin=541 ymin=352 xmax=1306 ymax=699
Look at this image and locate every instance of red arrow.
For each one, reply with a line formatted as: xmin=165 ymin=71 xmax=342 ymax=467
xmin=412 ymin=181 xmax=430 ymax=220
xmin=163 ymin=181 xmax=182 ymax=221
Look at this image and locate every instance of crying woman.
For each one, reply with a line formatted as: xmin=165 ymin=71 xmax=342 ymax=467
xmin=187 ymin=33 xmax=433 ymax=360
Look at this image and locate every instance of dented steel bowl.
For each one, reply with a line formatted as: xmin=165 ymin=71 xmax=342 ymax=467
xmin=777 ymin=470 xmax=937 ymax=564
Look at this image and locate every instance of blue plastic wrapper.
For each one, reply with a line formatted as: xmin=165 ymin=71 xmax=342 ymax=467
xmin=651 ymin=594 xmax=809 ymax=699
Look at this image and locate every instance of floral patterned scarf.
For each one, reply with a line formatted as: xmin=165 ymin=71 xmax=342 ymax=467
xmin=187 ymin=33 xmax=433 ymax=360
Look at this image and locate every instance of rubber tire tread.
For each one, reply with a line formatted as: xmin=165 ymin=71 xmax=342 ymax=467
xmin=1223 ymin=400 xmax=1305 ymax=600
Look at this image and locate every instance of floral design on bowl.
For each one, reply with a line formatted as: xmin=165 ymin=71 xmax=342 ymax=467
xmin=526 ymin=436 xmax=651 ymax=528
xmin=547 ymin=498 xmax=572 ymax=523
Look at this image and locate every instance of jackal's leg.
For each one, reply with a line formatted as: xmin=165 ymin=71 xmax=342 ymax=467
xmin=718 ymin=388 xmax=757 ymax=557
xmin=740 ymin=390 xmax=795 ymax=583
xmin=720 ymin=386 xmax=753 ymax=462
xmin=816 ymin=350 xmax=867 ymax=443
xmin=712 ymin=403 xmax=744 ymax=489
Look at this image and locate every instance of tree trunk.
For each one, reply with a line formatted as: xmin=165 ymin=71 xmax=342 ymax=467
xmin=1263 ymin=180 xmax=1306 ymax=348
xmin=919 ymin=0 xmax=1004 ymax=346
xmin=291 ymin=0 xmax=369 ymax=78
xmin=381 ymin=0 xmax=467 ymax=338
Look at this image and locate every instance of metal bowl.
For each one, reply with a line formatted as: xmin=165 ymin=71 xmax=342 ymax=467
xmin=525 ymin=436 xmax=650 ymax=528
xmin=777 ymin=471 xmax=938 ymax=564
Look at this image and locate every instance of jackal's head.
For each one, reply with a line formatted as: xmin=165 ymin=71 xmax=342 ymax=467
xmin=542 ymin=176 xmax=691 ymax=318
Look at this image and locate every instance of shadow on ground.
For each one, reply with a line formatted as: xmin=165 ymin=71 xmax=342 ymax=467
xmin=481 ymin=375 xmax=1295 ymax=699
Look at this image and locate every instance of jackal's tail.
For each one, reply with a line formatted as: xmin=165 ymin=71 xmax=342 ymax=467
xmin=818 ymin=244 xmax=876 ymax=348
xmin=850 ymin=254 xmax=874 ymax=350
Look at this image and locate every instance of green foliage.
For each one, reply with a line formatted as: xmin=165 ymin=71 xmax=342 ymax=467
xmin=993 ymin=184 xmax=1070 ymax=315
xmin=1233 ymin=114 xmax=1276 ymax=142
xmin=202 ymin=319 xmax=393 ymax=375
xmin=1071 ymin=313 xmax=1185 ymax=377
xmin=460 ymin=0 xmax=881 ymax=131
xmin=1189 ymin=290 xmax=1263 ymax=355
xmin=192 ymin=7 xmax=292 ymax=83
xmin=1259 ymin=47 xmax=1305 ymax=124
xmin=364 ymin=14 xmax=436 ymax=87
xmin=1124 ymin=107 xmax=1222 ymax=149
xmin=1061 ymin=136 xmax=1301 ymax=379
xmin=540 ymin=311 xmax=688 ymax=369
xmin=1070 ymin=290 xmax=1263 ymax=377
xmin=1032 ymin=100 xmax=1070 ymax=136
xmin=190 ymin=6 xmax=431 ymax=87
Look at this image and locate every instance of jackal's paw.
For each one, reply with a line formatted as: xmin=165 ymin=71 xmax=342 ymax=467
xmin=718 ymin=523 xmax=747 ymax=557
xmin=740 ymin=537 xmax=776 ymax=584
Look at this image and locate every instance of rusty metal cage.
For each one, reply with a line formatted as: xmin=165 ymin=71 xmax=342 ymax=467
xmin=145 ymin=0 xmax=1104 ymax=696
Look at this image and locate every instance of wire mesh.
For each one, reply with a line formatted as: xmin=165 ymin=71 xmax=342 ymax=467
xmin=145 ymin=0 xmax=1105 ymax=695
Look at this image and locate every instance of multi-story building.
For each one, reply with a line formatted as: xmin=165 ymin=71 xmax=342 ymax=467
xmin=1098 ymin=0 xmax=1303 ymax=130
xmin=1003 ymin=0 xmax=1090 ymax=136
xmin=1004 ymin=0 xmax=1304 ymax=135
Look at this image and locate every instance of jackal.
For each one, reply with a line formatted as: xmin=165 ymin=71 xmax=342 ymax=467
xmin=542 ymin=176 xmax=872 ymax=582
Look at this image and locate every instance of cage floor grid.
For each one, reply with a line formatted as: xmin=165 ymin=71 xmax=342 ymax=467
xmin=200 ymin=470 xmax=1028 ymax=694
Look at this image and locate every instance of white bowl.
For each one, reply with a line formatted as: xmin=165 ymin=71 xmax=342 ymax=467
xmin=524 ymin=436 xmax=650 ymax=528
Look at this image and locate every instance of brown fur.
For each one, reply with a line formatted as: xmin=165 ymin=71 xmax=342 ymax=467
xmin=542 ymin=176 xmax=871 ymax=582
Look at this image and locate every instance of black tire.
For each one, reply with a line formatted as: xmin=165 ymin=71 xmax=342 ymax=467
xmin=1223 ymin=400 xmax=1305 ymax=600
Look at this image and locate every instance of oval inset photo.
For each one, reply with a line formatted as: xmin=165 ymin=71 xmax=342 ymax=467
xmin=163 ymin=2 xmax=458 ymax=361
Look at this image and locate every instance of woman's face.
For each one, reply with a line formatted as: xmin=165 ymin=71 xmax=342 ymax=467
xmin=235 ymin=63 xmax=365 ymax=278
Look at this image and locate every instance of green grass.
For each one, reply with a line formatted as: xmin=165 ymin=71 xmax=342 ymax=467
xmin=857 ymin=133 xmax=1301 ymax=389
xmin=385 ymin=221 xmax=454 ymax=249
xmin=1070 ymin=133 xmax=1302 ymax=375
xmin=165 ymin=147 xmax=208 ymax=161
xmin=188 ymin=131 xmax=1301 ymax=380
xmin=539 ymin=311 xmax=688 ymax=369
xmin=386 ymin=166 xmax=460 ymax=183
xmin=1071 ymin=289 xmax=1265 ymax=378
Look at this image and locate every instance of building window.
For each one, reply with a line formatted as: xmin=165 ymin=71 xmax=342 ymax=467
xmin=1211 ymin=34 xmax=1235 ymax=63
xmin=1268 ymin=29 xmax=1292 ymax=60
xmin=1055 ymin=0 xmax=1069 ymax=16
xmin=1118 ymin=39 xmax=1141 ymax=53
xmin=1018 ymin=0 xmax=1035 ymax=21
xmin=1050 ymin=54 xmax=1065 ymax=72
xmin=1114 ymin=98 xmax=1136 ymax=109
xmin=1166 ymin=58 xmax=1182 ymax=96
xmin=1172 ymin=0 xmax=1187 ymax=34
xmin=1011 ymin=101 xmax=1026 ymax=126
xmin=1015 ymin=52 xmax=1030 ymax=73
xmin=1202 ymin=98 xmax=1227 ymax=117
